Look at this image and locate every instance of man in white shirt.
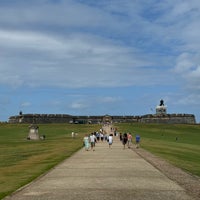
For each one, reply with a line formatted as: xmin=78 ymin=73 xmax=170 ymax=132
xmin=90 ymin=133 xmax=96 ymax=151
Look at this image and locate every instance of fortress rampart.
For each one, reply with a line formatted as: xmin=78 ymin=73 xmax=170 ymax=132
xmin=8 ymin=113 xmax=196 ymax=124
xmin=8 ymin=100 xmax=196 ymax=124
xmin=140 ymin=113 xmax=196 ymax=124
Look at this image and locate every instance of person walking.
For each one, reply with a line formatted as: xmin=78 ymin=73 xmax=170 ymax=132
xmin=100 ymin=132 xmax=104 ymax=142
xmin=119 ymin=133 xmax=123 ymax=141
xmin=122 ymin=133 xmax=128 ymax=149
xmin=135 ymin=134 xmax=140 ymax=148
xmin=83 ymin=134 xmax=90 ymax=151
xmin=127 ymin=133 xmax=132 ymax=148
xmin=90 ymin=132 xmax=96 ymax=151
xmin=108 ymin=134 xmax=113 ymax=148
xmin=96 ymin=132 xmax=100 ymax=142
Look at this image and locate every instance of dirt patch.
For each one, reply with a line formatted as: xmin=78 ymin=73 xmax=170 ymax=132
xmin=132 ymin=148 xmax=200 ymax=200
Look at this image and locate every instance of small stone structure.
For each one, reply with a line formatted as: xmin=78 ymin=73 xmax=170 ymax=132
xmin=27 ymin=124 xmax=39 ymax=140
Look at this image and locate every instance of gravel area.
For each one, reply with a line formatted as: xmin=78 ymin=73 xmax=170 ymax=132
xmin=133 ymin=147 xmax=200 ymax=200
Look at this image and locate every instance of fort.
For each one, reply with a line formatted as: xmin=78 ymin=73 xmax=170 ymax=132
xmin=8 ymin=113 xmax=196 ymax=124
xmin=8 ymin=100 xmax=196 ymax=124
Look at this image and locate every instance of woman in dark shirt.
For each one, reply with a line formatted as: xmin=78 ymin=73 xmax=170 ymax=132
xmin=122 ymin=133 xmax=128 ymax=149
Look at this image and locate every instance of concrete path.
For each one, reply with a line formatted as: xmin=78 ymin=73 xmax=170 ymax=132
xmin=4 ymin=127 xmax=194 ymax=200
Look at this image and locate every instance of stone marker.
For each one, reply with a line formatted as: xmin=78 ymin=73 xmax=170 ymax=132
xmin=27 ymin=124 xmax=39 ymax=140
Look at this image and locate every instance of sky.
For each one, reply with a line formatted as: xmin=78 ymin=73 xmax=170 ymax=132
xmin=0 ymin=0 xmax=200 ymax=122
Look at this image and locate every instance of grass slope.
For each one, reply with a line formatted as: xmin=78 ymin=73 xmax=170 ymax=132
xmin=0 ymin=123 xmax=101 ymax=199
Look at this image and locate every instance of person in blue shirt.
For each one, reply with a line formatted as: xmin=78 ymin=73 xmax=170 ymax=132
xmin=135 ymin=135 xmax=140 ymax=148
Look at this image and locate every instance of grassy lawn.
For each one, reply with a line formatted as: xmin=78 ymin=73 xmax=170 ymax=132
xmin=115 ymin=123 xmax=200 ymax=177
xmin=0 ymin=123 xmax=101 ymax=199
xmin=1 ymin=123 xmax=200 ymax=199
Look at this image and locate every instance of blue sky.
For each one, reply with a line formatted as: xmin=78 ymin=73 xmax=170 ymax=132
xmin=0 ymin=0 xmax=200 ymax=122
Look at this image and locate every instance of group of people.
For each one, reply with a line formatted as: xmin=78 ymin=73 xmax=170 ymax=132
xmin=119 ymin=132 xmax=140 ymax=149
xmin=83 ymin=132 xmax=113 ymax=151
xmin=83 ymin=129 xmax=140 ymax=151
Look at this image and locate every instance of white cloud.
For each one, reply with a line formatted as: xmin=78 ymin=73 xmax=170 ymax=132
xmin=174 ymin=53 xmax=196 ymax=73
xmin=70 ymin=102 xmax=88 ymax=109
xmin=174 ymin=53 xmax=200 ymax=92
xmin=20 ymin=102 xmax=31 ymax=107
xmin=172 ymin=93 xmax=200 ymax=106
xmin=0 ymin=27 xmax=171 ymax=89
xmin=99 ymin=96 xmax=122 ymax=103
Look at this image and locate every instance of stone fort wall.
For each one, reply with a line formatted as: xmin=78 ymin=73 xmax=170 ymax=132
xmin=8 ymin=113 xmax=196 ymax=124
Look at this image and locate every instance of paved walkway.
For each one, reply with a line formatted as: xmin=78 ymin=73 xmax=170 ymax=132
xmin=4 ymin=126 xmax=194 ymax=200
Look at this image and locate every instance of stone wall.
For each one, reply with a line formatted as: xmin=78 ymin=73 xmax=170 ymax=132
xmin=8 ymin=113 xmax=196 ymax=124
xmin=9 ymin=114 xmax=73 ymax=124
xmin=140 ymin=114 xmax=196 ymax=124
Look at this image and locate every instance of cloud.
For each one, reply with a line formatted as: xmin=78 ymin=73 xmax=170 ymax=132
xmin=0 ymin=1 xmax=179 ymax=90
xmin=174 ymin=53 xmax=200 ymax=92
xmin=20 ymin=102 xmax=31 ymax=107
xmin=99 ymin=96 xmax=122 ymax=103
xmin=174 ymin=93 xmax=200 ymax=106
xmin=67 ymin=94 xmax=122 ymax=114
xmin=0 ymin=0 xmax=186 ymax=93
xmin=70 ymin=102 xmax=89 ymax=109
xmin=0 ymin=27 xmax=172 ymax=89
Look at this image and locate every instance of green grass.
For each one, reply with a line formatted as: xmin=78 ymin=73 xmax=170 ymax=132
xmin=0 ymin=123 xmax=101 ymax=199
xmin=1 ymin=123 xmax=200 ymax=199
xmin=115 ymin=123 xmax=200 ymax=177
